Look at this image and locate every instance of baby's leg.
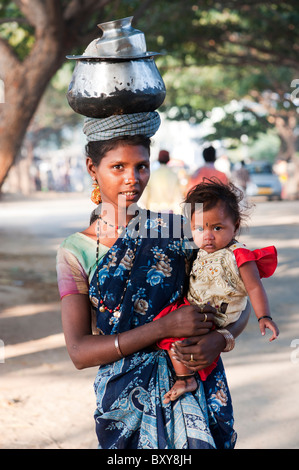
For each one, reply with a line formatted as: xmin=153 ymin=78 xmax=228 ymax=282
xmin=163 ymin=349 xmax=198 ymax=404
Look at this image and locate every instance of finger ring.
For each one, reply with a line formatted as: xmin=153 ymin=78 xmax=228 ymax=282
xmin=203 ymin=313 xmax=208 ymax=322
xmin=190 ymin=354 xmax=195 ymax=362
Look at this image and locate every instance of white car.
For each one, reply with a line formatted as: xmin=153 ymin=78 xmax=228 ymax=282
xmin=246 ymin=161 xmax=282 ymax=200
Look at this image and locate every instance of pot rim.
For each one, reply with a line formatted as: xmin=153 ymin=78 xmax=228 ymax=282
xmin=66 ymin=52 xmax=162 ymax=60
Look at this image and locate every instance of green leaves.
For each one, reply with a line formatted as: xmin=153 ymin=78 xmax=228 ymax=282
xmin=0 ymin=2 xmax=34 ymax=60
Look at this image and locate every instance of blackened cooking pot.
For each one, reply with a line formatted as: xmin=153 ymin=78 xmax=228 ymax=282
xmin=66 ymin=17 xmax=166 ymax=118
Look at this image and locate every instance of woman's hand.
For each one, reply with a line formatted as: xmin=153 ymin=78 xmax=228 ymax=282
xmin=170 ymin=331 xmax=225 ymax=372
xmin=170 ymin=301 xmax=251 ymax=371
xmin=161 ymin=304 xmax=216 ymax=340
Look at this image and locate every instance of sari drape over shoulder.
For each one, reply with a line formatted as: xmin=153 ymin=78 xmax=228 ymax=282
xmin=87 ymin=210 xmax=236 ymax=449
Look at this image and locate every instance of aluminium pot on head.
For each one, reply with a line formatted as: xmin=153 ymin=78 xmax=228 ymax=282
xmin=66 ymin=56 xmax=166 ymax=118
xmin=66 ymin=16 xmax=166 ymax=118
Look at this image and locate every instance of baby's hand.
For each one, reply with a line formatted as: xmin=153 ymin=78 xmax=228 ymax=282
xmin=258 ymin=317 xmax=279 ymax=342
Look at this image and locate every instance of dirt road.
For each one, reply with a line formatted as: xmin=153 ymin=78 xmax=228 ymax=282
xmin=0 ymin=193 xmax=299 ymax=449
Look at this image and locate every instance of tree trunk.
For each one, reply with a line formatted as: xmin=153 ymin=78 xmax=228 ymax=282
xmin=0 ymin=1 xmax=65 ymax=190
xmin=0 ymin=58 xmax=64 ymax=190
xmin=0 ymin=0 xmax=113 ymax=191
xmin=275 ymin=114 xmax=299 ymax=198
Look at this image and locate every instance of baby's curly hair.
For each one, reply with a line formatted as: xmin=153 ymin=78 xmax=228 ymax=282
xmin=184 ymin=177 xmax=251 ymax=232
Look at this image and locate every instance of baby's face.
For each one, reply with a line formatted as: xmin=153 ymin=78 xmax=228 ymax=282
xmin=191 ymin=201 xmax=238 ymax=253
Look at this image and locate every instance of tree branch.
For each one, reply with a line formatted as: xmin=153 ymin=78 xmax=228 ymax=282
xmin=0 ymin=17 xmax=29 ymax=25
xmin=63 ymin=0 xmax=111 ymax=21
xmin=211 ymin=0 xmax=299 ymax=8
xmin=192 ymin=41 xmax=299 ymax=71
xmin=0 ymin=37 xmax=20 ymax=77
xmin=133 ymin=0 xmax=155 ymax=22
xmin=14 ymin=0 xmax=63 ymax=34
xmin=216 ymin=34 xmax=299 ymax=70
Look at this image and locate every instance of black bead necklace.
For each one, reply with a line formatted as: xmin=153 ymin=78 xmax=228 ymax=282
xmin=97 ymin=214 xmax=125 ymax=235
xmin=96 ymin=211 xmax=140 ymax=317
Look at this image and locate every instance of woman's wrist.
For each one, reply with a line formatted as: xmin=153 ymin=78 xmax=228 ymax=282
xmin=114 ymin=334 xmax=124 ymax=359
xmin=116 ymin=316 xmax=168 ymax=358
xmin=154 ymin=312 xmax=173 ymax=341
xmin=206 ymin=329 xmax=227 ymax=355
xmin=215 ymin=328 xmax=235 ymax=352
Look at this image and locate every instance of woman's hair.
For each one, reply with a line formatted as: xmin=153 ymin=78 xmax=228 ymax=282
xmin=85 ymin=135 xmax=151 ymax=166
xmin=184 ymin=178 xmax=251 ymax=230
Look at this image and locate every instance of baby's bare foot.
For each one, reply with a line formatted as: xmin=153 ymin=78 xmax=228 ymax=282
xmin=163 ymin=376 xmax=198 ymax=404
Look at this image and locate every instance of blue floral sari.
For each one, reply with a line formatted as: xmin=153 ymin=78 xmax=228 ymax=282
xmin=89 ymin=210 xmax=236 ymax=449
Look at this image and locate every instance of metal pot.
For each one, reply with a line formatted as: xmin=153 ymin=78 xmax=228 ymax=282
xmin=66 ymin=17 xmax=166 ymax=118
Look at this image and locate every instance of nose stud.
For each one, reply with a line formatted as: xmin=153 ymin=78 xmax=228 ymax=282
xmin=124 ymin=177 xmax=139 ymax=184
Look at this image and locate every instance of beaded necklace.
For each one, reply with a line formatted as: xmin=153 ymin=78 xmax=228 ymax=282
xmin=96 ymin=211 xmax=140 ymax=317
xmin=98 ymin=214 xmax=125 ymax=235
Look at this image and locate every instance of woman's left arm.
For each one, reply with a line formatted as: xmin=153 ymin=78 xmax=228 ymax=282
xmin=239 ymin=261 xmax=279 ymax=341
xmin=171 ymin=300 xmax=251 ymax=372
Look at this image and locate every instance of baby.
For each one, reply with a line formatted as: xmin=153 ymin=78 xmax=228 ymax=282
xmin=156 ymin=179 xmax=279 ymax=404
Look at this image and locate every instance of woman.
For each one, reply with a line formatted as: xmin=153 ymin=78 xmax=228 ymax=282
xmin=57 ymin=112 xmax=250 ymax=449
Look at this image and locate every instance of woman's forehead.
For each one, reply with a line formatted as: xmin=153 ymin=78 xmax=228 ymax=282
xmin=100 ymin=144 xmax=150 ymax=162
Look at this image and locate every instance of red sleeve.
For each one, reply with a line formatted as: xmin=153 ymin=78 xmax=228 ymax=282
xmin=233 ymin=246 xmax=277 ymax=278
xmin=153 ymin=299 xmax=188 ymax=349
xmin=153 ymin=298 xmax=219 ymax=381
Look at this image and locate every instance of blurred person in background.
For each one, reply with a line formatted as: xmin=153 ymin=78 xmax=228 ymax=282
xmin=142 ymin=149 xmax=183 ymax=213
xmin=215 ymin=153 xmax=231 ymax=179
xmin=231 ymin=160 xmax=250 ymax=195
xmin=186 ymin=145 xmax=229 ymax=194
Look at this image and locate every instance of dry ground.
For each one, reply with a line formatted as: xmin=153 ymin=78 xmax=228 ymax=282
xmin=0 ymin=193 xmax=299 ymax=449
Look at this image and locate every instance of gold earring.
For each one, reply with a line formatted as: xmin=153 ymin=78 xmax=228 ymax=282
xmin=91 ymin=179 xmax=102 ymax=205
